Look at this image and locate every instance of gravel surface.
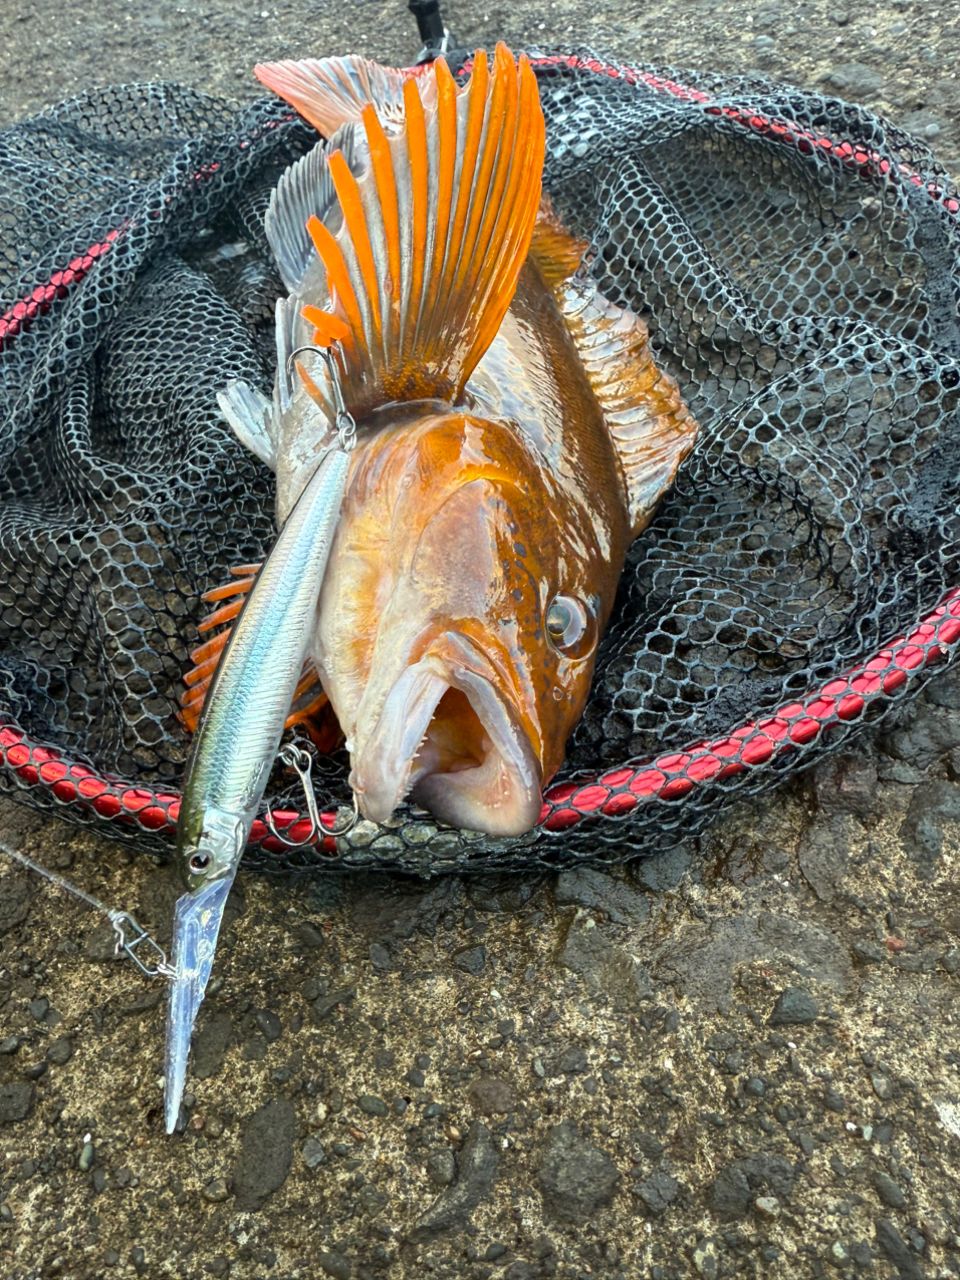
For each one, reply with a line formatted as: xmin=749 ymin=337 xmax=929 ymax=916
xmin=1 ymin=2 xmax=960 ymax=1278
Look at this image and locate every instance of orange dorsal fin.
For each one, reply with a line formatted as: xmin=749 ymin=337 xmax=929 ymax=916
xmin=254 ymin=55 xmax=408 ymax=137
xmin=266 ymin=44 xmax=545 ymax=414
xmin=528 ymin=195 xmax=589 ymax=288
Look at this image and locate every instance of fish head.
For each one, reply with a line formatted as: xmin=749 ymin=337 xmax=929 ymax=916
xmin=314 ymin=410 xmax=617 ymax=836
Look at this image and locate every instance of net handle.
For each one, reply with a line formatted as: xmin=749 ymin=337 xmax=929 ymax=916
xmin=408 ymin=0 xmax=445 ymax=50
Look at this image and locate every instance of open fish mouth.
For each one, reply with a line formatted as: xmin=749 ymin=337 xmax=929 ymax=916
xmin=351 ymin=634 xmax=542 ymax=836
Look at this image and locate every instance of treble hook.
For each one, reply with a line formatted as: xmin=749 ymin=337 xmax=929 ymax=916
xmin=264 ymin=742 xmax=360 ymax=848
xmin=286 ymin=339 xmax=357 ymax=453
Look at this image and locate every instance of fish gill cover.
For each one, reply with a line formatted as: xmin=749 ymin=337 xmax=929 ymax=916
xmin=0 ymin=52 xmax=958 ymax=871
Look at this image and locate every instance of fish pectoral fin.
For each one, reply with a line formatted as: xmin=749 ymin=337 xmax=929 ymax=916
xmin=179 ymin=568 xmax=259 ymax=734
xmin=527 ymin=195 xmax=589 ymax=288
xmin=179 ymin=564 xmax=340 ymax=749
xmin=558 ymin=280 xmax=700 ymax=536
xmin=527 ymin=199 xmax=697 ymax=536
xmin=254 ymin=54 xmax=408 ymax=137
xmin=266 ymin=43 xmax=545 ymax=415
xmin=217 ymin=381 xmax=275 ymax=469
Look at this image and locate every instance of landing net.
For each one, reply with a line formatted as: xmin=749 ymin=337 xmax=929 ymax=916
xmin=1 ymin=52 xmax=957 ymax=870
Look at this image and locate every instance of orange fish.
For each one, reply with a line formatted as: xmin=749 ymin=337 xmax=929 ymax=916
xmin=185 ymin=44 xmax=698 ymax=836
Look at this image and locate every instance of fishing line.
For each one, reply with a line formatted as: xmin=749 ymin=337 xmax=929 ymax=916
xmin=0 ymin=838 xmax=174 ymax=979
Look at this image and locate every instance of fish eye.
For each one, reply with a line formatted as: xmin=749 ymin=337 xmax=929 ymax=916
xmin=189 ymin=852 xmax=211 ymax=874
xmin=545 ymin=595 xmax=596 ymax=659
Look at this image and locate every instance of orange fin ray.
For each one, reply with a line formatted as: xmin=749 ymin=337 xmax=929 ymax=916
xmin=183 ymin=652 xmax=221 ymax=688
xmin=201 ymin=574 xmax=257 ymax=604
xmin=265 ymin=127 xmax=359 ymax=296
xmin=263 ymin=43 xmax=546 ymax=417
xmin=198 ymin=595 xmax=248 ymax=635
xmin=189 ymin=630 xmax=231 ymax=668
xmin=179 ymin=563 xmax=340 ymax=749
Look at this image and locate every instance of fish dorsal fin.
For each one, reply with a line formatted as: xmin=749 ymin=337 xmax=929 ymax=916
xmin=528 ymin=195 xmax=589 ymax=288
xmin=254 ymin=55 xmax=408 ymax=136
xmin=276 ymin=44 xmax=545 ymax=413
xmin=265 ymin=129 xmax=356 ymax=292
xmin=556 ymin=279 xmax=700 ymax=535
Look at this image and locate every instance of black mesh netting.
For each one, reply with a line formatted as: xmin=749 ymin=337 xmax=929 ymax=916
xmin=1 ymin=51 xmax=958 ymax=872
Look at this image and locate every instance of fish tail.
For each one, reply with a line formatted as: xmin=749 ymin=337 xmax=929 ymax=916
xmin=254 ymin=54 xmax=409 ymax=137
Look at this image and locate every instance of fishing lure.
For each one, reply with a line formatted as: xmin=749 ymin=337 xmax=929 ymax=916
xmin=164 ymin=353 xmax=354 ymax=1133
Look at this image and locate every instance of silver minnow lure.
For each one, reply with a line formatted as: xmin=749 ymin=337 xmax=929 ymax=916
xmin=164 ymin=426 xmax=351 ymax=1134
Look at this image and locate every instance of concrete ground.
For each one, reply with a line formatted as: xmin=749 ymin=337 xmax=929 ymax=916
xmin=0 ymin=2 xmax=959 ymax=1278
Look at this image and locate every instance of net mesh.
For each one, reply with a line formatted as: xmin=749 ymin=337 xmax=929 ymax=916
xmin=0 ymin=52 xmax=958 ymax=872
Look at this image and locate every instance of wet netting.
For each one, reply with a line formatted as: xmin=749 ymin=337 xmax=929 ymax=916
xmin=0 ymin=48 xmax=958 ymax=872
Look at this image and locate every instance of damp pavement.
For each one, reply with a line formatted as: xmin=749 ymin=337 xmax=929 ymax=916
xmin=1 ymin=2 xmax=959 ymax=1277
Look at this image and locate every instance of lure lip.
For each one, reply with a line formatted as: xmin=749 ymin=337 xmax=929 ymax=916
xmin=163 ymin=871 xmax=236 ymax=1134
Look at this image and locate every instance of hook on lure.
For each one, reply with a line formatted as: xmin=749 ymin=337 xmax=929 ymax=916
xmin=286 ymin=344 xmax=358 ymax=453
xmin=263 ymin=742 xmax=360 ymax=847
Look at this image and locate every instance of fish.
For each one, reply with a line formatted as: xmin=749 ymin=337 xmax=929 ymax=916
xmin=188 ymin=43 xmax=699 ymax=838
xmin=165 ymin=425 xmax=352 ymax=1133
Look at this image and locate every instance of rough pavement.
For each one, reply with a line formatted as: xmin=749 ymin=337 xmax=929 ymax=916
xmin=1 ymin=2 xmax=959 ymax=1278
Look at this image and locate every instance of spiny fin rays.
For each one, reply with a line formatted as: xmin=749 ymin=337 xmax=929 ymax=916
xmin=261 ymin=44 xmax=546 ymax=416
xmin=179 ymin=566 xmax=341 ymax=751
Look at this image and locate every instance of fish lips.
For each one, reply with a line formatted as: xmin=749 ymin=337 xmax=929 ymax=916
xmin=351 ymin=633 xmax=543 ymax=836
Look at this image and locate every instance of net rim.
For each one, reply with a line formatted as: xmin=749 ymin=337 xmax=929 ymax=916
xmin=2 ymin=588 xmax=957 ymax=854
xmin=1 ymin=53 xmax=958 ymax=854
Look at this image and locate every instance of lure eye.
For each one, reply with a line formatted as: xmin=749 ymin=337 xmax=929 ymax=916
xmin=545 ymin=595 xmax=596 ymax=659
xmin=189 ymin=852 xmax=211 ymax=874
